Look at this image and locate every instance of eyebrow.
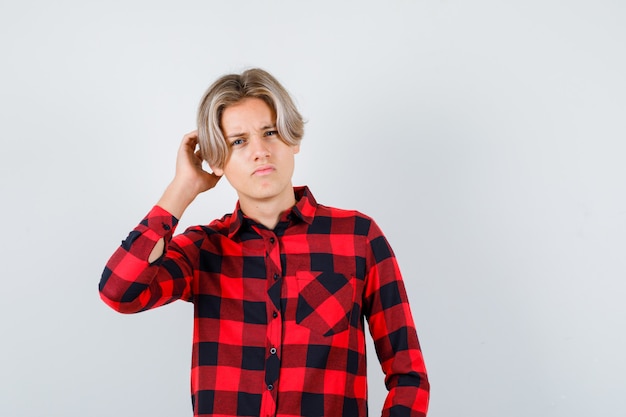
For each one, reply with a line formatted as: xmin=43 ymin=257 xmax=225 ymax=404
xmin=226 ymin=125 xmax=276 ymax=139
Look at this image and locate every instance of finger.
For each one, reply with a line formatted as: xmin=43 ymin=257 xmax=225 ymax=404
xmin=183 ymin=130 xmax=199 ymax=139
xmin=181 ymin=131 xmax=199 ymax=148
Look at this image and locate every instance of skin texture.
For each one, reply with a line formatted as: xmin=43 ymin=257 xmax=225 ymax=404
xmin=149 ymin=97 xmax=299 ymax=262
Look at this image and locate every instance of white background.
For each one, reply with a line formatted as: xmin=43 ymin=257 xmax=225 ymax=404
xmin=1 ymin=1 xmax=625 ymax=416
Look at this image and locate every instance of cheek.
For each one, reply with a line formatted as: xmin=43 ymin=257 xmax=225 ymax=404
xmin=221 ymin=162 xmax=246 ymax=185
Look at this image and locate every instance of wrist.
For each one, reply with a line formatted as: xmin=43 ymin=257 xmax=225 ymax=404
xmin=157 ymin=179 xmax=198 ymax=219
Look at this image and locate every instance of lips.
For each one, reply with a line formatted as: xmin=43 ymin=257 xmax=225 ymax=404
xmin=253 ymin=165 xmax=275 ymax=176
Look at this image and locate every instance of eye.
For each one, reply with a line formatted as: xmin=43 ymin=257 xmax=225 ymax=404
xmin=230 ymin=138 xmax=245 ymax=147
xmin=264 ymin=130 xmax=279 ymax=137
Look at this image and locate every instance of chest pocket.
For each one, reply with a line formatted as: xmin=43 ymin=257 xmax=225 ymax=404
xmin=295 ymin=271 xmax=356 ymax=337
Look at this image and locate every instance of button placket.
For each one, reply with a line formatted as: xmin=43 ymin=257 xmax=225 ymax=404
xmin=263 ymin=230 xmax=282 ymax=402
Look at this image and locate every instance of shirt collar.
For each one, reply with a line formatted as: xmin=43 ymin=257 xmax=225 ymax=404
xmin=227 ymin=185 xmax=318 ymax=238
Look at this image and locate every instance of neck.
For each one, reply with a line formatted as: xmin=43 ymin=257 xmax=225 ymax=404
xmin=238 ymin=188 xmax=296 ymax=230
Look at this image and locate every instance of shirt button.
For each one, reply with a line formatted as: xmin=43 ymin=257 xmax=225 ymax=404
xmin=273 ymin=311 xmax=278 ymax=318
xmin=267 ymin=384 xmax=274 ymax=391
xmin=269 ymin=237 xmax=275 ymax=244
xmin=273 ymin=273 xmax=279 ymax=281
xmin=270 ymin=347 xmax=277 ymax=355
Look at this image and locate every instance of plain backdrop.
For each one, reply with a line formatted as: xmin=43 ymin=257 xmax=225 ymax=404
xmin=1 ymin=1 xmax=625 ymax=416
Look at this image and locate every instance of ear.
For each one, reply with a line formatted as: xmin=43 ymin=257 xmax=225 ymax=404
xmin=210 ymin=164 xmax=224 ymax=176
xmin=292 ymin=144 xmax=300 ymax=155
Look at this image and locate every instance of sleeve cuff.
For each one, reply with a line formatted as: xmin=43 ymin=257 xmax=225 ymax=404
xmin=143 ymin=205 xmax=180 ymax=236
xmin=119 ymin=206 xmax=179 ymax=261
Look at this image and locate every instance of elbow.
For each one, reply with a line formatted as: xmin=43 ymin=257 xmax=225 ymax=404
xmin=98 ymin=288 xmax=145 ymax=314
xmin=99 ymin=269 xmax=149 ymax=314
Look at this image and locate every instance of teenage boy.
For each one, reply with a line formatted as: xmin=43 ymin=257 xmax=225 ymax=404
xmin=100 ymin=68 xmax=429 ymax=417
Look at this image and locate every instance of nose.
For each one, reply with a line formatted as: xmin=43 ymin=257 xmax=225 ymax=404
xmin=249 ymin=136 xmax=270 ymax=160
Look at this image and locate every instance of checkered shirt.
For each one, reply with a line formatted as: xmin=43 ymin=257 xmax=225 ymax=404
xmin=100 ymin=186 xmax=429 ymax=416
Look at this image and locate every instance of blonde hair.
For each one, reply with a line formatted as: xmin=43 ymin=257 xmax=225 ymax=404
xmin=197 ymin=68 xmax=305 ymax=169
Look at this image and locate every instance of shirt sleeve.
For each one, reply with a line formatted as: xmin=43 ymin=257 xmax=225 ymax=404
xmin=99 ymin=205 xmax=198 ymax=314
xmin=363 ymin=220 xmax=430 ymax=417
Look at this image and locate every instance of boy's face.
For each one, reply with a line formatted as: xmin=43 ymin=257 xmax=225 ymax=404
xmin=213 ymin=97 xmax=300 ymax=207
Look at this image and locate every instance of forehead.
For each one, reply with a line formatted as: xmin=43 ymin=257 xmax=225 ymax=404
xmin=221 ymin=98 xmax=275 ymax=133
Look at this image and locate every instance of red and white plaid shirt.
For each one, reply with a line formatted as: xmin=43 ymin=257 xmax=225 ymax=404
xmin=100 ymin=186 xmax=429 ymax=416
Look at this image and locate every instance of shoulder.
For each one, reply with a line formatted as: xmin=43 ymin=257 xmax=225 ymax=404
xmin=175 ymin=213 xmax=235 ymax=242
xmin=313 ymin=203 xmax=378 ymax=237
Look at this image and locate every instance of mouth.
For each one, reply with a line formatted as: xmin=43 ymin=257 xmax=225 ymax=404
xmin=253 ymin=165 xmax=275 ymax=176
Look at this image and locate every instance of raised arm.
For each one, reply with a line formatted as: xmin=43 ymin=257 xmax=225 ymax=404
xmin=149 ymin=131 xmax=221 ymax=261
xmin=99 ymin=131 xmax=221 ymax=313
